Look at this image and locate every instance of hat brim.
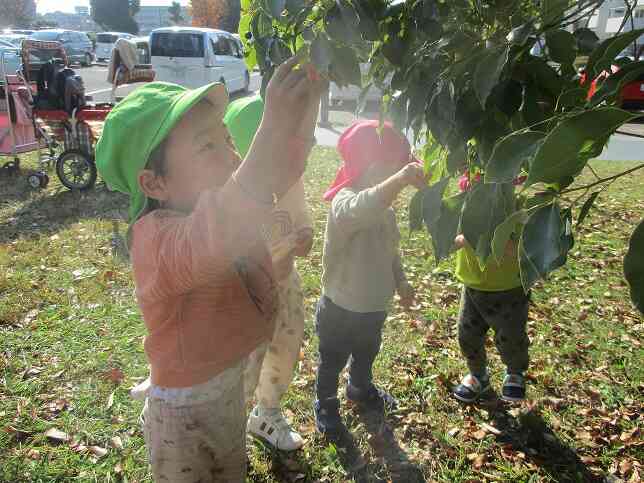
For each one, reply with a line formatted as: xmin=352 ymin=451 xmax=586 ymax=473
xmin=129 ymin=83 xmax=229 ymax=224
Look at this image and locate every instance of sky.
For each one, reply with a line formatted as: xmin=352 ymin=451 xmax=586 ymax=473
xmin=37 ymin=0 xmax=190 ymax=14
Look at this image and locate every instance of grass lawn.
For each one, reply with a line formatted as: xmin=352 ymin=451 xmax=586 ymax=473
xmin=0 ymin=148 xmax=642 ymax=483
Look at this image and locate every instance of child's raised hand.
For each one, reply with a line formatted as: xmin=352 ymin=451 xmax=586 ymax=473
xmin=263 ymin=56 xmax=326 ymax=138
xmin=395 ymin=162 xmax=426 ymax=190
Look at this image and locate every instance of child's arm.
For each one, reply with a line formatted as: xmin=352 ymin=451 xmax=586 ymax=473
xmin=333 ymin=162 xmax=426 ymax=233
xmin=234 ymin=58 xmax=326 ymax=203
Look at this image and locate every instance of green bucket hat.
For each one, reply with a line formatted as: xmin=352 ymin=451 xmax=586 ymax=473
xmin=96 ymin=81 xmax=228 ymax=224
xmin=223 ymin=94 xmax=264 ymax=159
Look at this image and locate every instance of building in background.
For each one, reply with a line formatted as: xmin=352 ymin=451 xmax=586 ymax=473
xmin=134 ymin=6 xmax=192 ymax=34
xmin=75 ymin=6 xmax=90 ymax=17
xmin=587 ymin=0 xmax=644 ymax=40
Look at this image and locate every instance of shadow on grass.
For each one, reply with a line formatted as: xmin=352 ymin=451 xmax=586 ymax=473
xmin=0 ymin=171 xmax=128 ymax=245
xmin=476 ymin=394 xmax=604 ymax=483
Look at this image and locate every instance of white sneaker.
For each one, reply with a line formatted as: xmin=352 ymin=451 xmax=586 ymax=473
xmin=130 ymin=376 xmax=151 ymax=401
xmin=247 ymin=407 xmax=305 ymax=451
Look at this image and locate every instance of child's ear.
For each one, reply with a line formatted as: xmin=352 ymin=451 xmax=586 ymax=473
xmin=139 ymin=169 xmax=169 ymax=202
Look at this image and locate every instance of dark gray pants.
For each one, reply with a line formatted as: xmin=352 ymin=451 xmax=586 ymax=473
xmin=315 ymin=296 xmax=387 ymax=401
xmin=458 ymin=286 xmax=530 ymax=376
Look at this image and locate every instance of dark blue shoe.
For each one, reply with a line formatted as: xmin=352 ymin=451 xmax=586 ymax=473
xmin=501 ymin=373 xmax=526 ymax=402
xmin=453 ymin=373 xmax=491 ymax=403
xmin=346 ymin=383 xmax=398 ymax=412
xmin=314 ymin=397 xmax=347 ymax=436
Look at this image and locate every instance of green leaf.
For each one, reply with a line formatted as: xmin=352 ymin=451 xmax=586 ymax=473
xmin=252 ymin=11 xmax=274 ymax=39
xmin=526 ymin=108 xmax=637 ymax=187
xmin=461 ymin=182 xmax=515 ymax=264
xmin=586 ymin=28 xmax=644 ymax=77
xmin=541 ymin=0 xmax=568 ymax=26
xmin=491 ymin=209 xmax=530 ymax=264
xmin=519 ymin=202 xmax=572 ymax=290
xmin=527 ymin=58 xmax=564 ymax=99
xmin=576 ymin=190 xmax=600 ymax=227
xmin=492 ymin=80 xmax=524 ymax=118
xmin=266 ymin=0 xmax=286 ymax=19
xmin=268 ymin=37 xmax=291 ymax=65
xmin=238 ymin=13 xmax=257 ymax=70
xmin=429 ymin=192 xmax=467 ymax=263
xmin=354 ymin=2 xmax=380 ymax=41
xmin=474 ymin=46 xmax=509 ymax=107
xmin=624 ymin=220 xmax=644 ymax=314
xmin=446 ymin=143 xmax=467 ymax=175
xmin=409 ymin=189 xmax=424 ymax=232
xmin=556 ymin=87 xmax=586 ymax=110
xmin=325 ymin=1 xmax=361 ymax=44
xmin=485 ymin=131 xmax=545 ymax=183
xmin=285 ymin=0 xmax=305 ymax=16
xmin=422 ymin=177 xmax=450 ymax=230
xmin=545 ymin=29 xmax=577 ymax=66
xmin=574 ymin=27 xmax=599 ymax=55
xmin=330 ymin=45 xmax=362 ymax=87
xmin=311 ymin=34 xmax=332 ymax=74
xmin=507 ymin=23 xmax=534 ymax=46
xmin=588 ymin=61 xmax=644 ymax=107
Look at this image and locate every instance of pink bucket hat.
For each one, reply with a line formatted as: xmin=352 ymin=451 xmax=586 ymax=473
xmin=323 ymin=120 xmax=420 ymax=201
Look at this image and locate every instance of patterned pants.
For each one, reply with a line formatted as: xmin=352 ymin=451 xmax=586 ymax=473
xmin=254 ymin=268 xmax=306 ymax=409
xmin=141 ymin=344 xmax=267 ymax=483
xmin=458 ymin=286 xmax=530 ymax=376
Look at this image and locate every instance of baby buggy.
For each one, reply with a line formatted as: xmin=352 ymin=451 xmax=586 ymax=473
xmin=0 ymin=39 xmax=154 ymax=190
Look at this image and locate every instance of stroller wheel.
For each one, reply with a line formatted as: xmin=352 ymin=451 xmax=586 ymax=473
xmin=56 ymin=150 xmax=97 ymax=191
xmin=27 ymin=172 xmax=48 ymax=189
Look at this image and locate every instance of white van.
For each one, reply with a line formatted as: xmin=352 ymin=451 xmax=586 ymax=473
xmin=96 ymin=32 xmax=134 ymax=62
xmin=149 ymin=27 xmax=249 ymax=92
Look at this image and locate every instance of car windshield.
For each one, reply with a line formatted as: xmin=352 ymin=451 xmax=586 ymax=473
xmin=151 ymin=32 xmax=204 ymax=58
xmin=32 ymin=31 xmax=60 ymax=41
xmin=97 ymin=34 xmax=119 ymax=43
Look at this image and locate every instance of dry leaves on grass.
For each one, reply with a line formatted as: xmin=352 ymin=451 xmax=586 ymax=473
xmin=103 ymin=367 xmax=124 ymax=385
xmin=44 ymin=427 xmax=69 ymax=443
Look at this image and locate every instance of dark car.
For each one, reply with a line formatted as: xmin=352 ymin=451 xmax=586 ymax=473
xmin=31 ymin=30 xmax=94 ymax=66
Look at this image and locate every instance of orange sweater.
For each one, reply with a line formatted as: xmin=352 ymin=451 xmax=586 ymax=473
xmin=130 ymin=179 xmax=278 ymax=388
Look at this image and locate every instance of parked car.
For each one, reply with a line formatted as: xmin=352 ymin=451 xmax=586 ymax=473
xmin=31 ymin=30 xmax=94 ymax=66
xmin=0 ymin=34 xmax=28 ymax=47
xmin=2 ymin=29 xmax=34 ymax=36
xmin=0 ymin=39 xmax=21 ymax=79
xmin=95 ymin=32 xmax=134 ymax=62
xmin=150 ymin=27 xmax=249 ymax=92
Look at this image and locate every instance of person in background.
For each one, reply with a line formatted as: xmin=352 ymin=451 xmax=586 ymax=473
xmin=224 ymin=94 xmax=315 ymax=451
xmin=314 ymin=120 xmax=425 ymax=438
xmin=452 ymin=172 xmax=530 ymax=403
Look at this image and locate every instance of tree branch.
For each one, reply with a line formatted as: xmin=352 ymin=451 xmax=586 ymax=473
xmin=561 ymin=162 xmax=644 ymax=194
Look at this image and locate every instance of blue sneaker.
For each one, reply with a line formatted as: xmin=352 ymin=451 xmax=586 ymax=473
xmin=501 ymin=373 xmax=526 ymax=402
xmin=314 ymin=398 xmax=346 ymax=436
xmin=453 ymin=373 xmax=491 ymax=403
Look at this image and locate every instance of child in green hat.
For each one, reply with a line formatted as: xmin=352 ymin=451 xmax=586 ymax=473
xmin=96 ymin=57 xmax=325 ymax=482
xmin=224 ymin=94 xmax=314 ymax=451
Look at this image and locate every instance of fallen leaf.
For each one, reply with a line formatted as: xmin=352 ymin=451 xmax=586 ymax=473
xmin=480 ymin=422 xmax=502 ymax=435
xmin=447 ymin=427 xmax=460 ymax=437
xmin=467 ymin=452 xmax=487 ymax=469
xmin=104 ymin=368 xmax=124 ymax=385
xmin=472 ymin=429 xmax=487 ymax=440
xmin=89 ymin=445 xmax=108 ymax=458
xmin=45 ymin=428 xmax=69 ymax=443
xmin=26 ymin=448 xmax=41 ymax=460
xmin=110 ymin=435 xmax=123 ymax=450
xmin=114 ymin=462 xmax=123 ymax=474
xmin=106 ymin=391 xmax=115 ymax=410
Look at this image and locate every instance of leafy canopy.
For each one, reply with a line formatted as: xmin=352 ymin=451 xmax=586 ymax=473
xmin=241 ymin=0 xmax=644 ymax=313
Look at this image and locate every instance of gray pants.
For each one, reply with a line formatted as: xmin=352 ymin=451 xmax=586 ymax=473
xmin=458 ymin=286 xmax=530 ymax=376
